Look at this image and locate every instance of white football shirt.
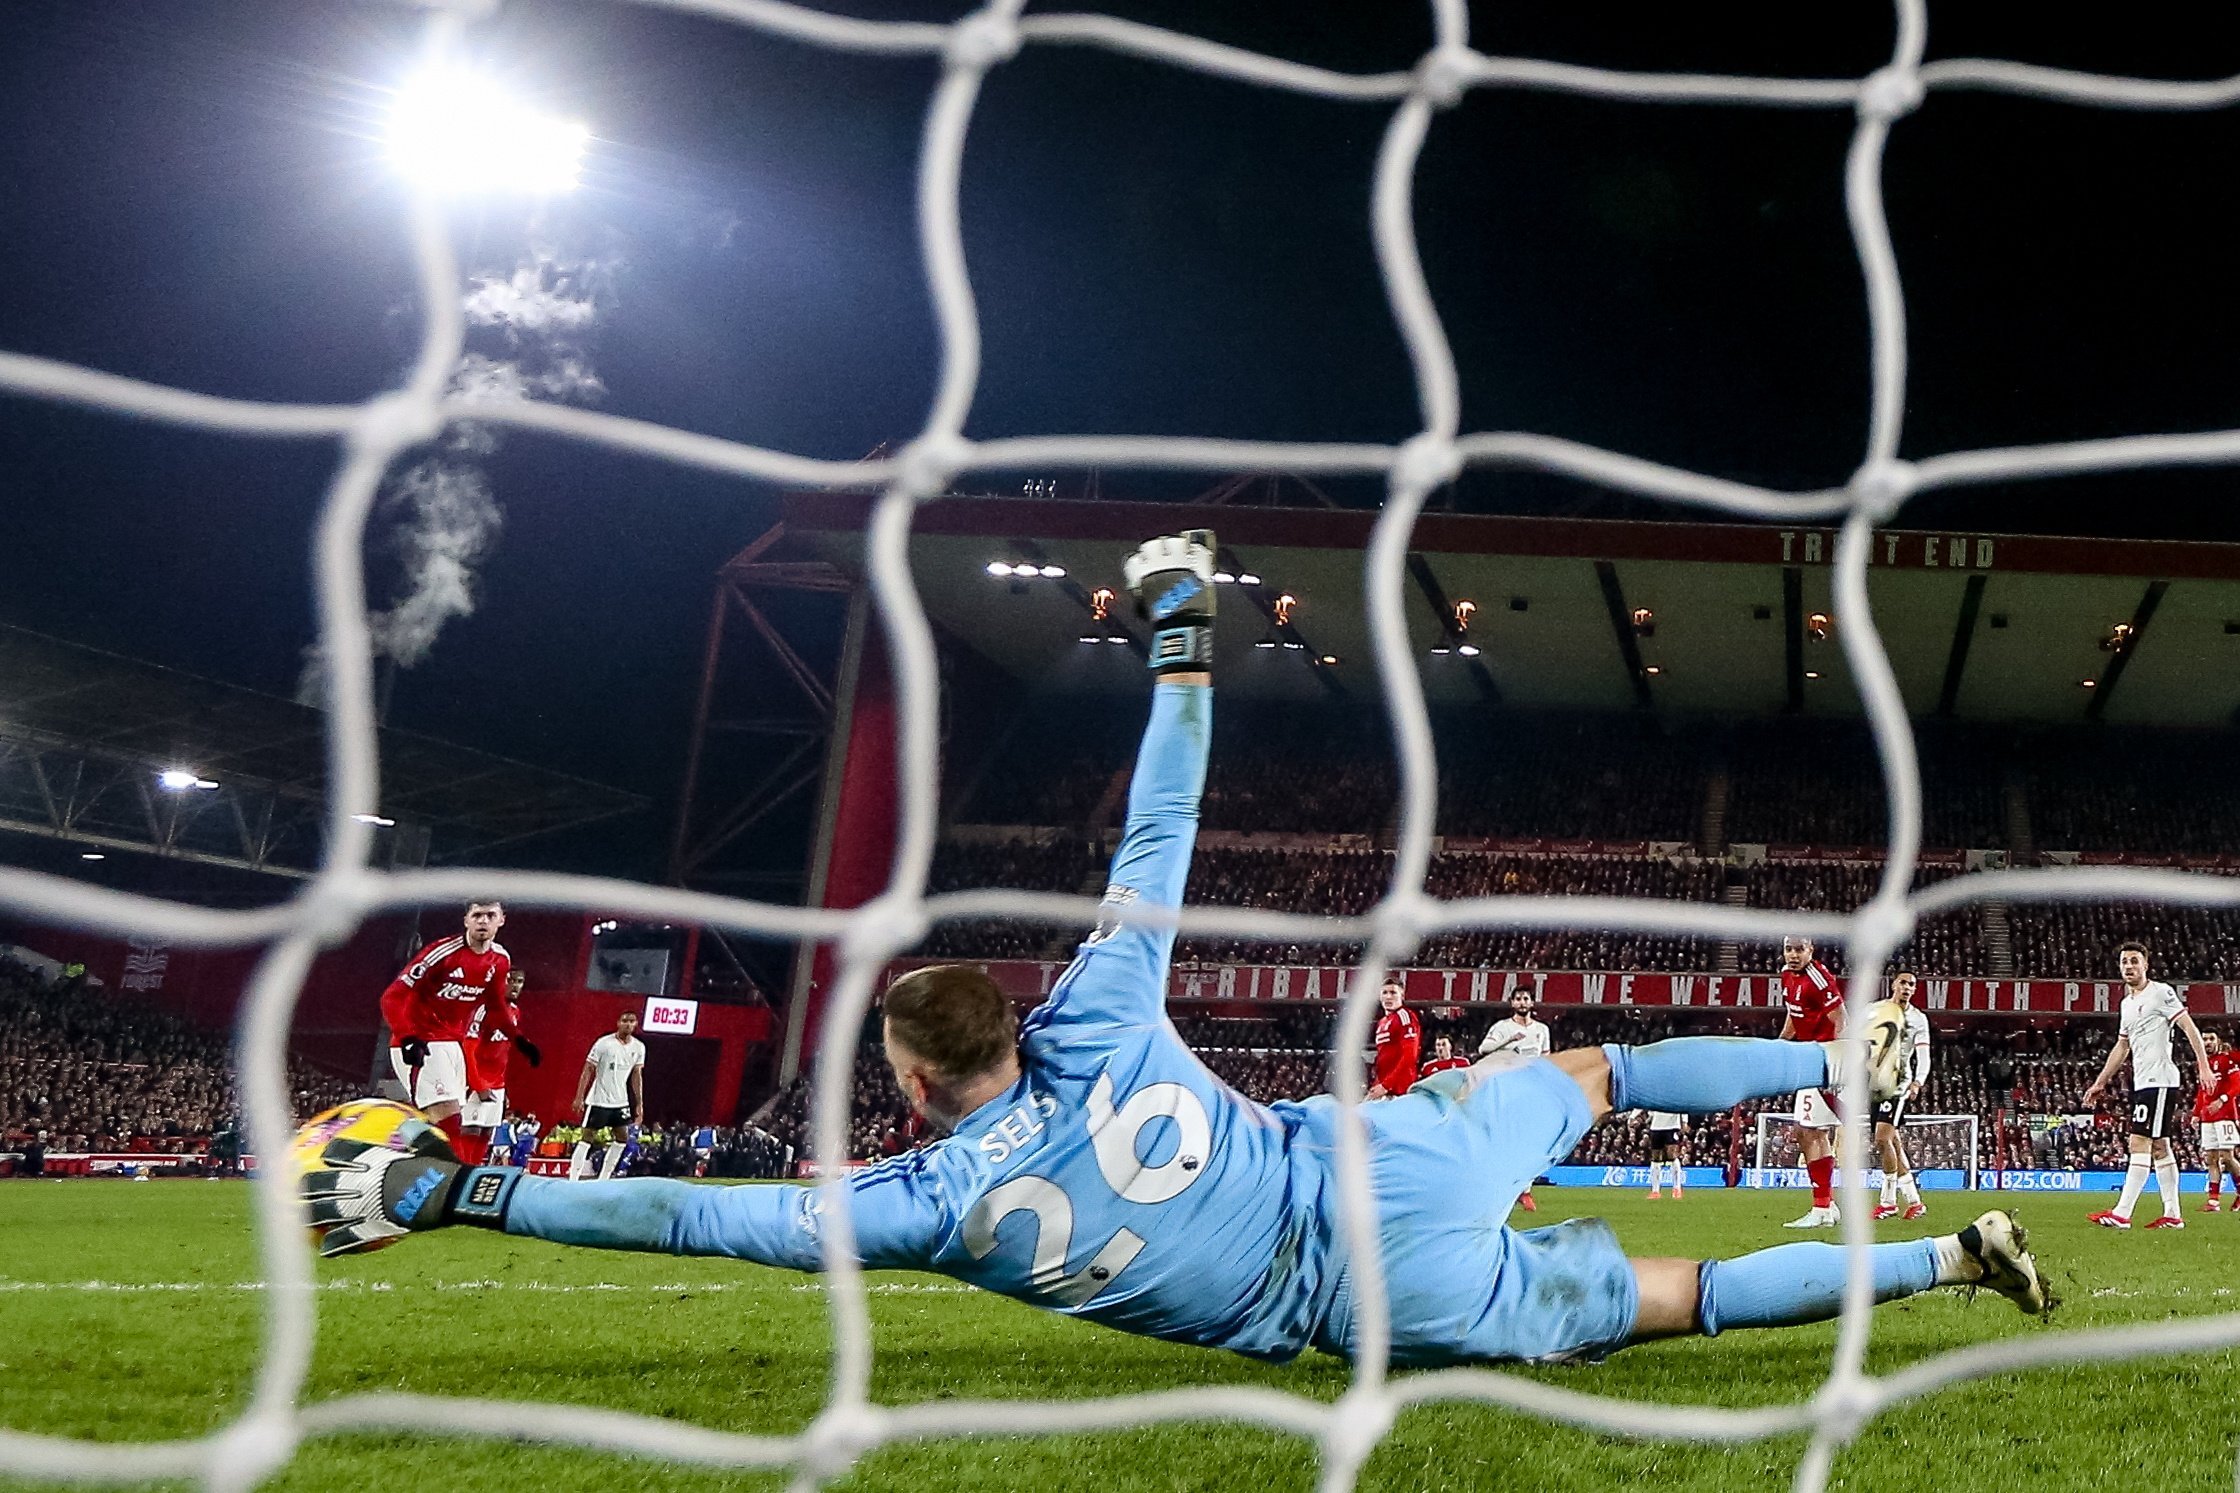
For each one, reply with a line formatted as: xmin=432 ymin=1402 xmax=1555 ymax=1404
xmin=1479 ymin=1016 xmax=1551 ymax=1059
xmin=585 ymin=1032 xmax=646 ymax=1107
xmin=2120 ymin=980 xmax=2187 ymax=1089
xmin=1902 ymin=1005 xmax=1932 ymax=1085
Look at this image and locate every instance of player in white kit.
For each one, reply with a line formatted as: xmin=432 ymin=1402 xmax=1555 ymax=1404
xmin=1479 ymin=990 xmax=1553 ymax=1212
xmin=1872 ymin=971 xmax=1933 ymax=1222
xmin=2084 ymin=941 xmax=2213 ymax=1229
xmin=1644 ymin=1111 xmax=1687 ymax=1199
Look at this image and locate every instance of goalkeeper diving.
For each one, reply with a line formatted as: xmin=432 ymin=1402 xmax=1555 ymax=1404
xmin=299 ymin=530 xmax=2051 ymax=1368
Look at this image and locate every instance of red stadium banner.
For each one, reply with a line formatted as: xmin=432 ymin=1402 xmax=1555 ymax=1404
xmin=883 ymin=959 xmax=2240 ymax=1016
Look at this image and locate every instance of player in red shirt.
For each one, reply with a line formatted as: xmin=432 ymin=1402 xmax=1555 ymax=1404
xmin=459 ymin=969 xmax=536 ymax=1166
xmin=1417 ymin=1034 xmax=1471 ymax=1086
xmin=378 ymin=900 xmax=536 ymax=1149
xmin=1778 ymin=935 xmax=1845 ymax=1228
xmin=2195 ymin=1031 xmax=2240 ymax=1213
xmin=1367 ymin=977 xmax=1420 ymax=1100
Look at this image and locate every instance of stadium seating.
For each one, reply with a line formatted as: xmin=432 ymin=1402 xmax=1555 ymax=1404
xmin=0 ymin=952 xmax=354 ymax=1158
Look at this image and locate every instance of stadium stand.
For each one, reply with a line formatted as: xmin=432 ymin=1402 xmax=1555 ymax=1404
xmin=0 ymin=950 xmax=354 ymax=1160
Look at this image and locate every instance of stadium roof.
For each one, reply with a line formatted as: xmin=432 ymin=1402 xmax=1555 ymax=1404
xmin=0 ymin=626 xmax=647 ymax=873
xmin=782 ymin=493 xmax=2240 ymax=726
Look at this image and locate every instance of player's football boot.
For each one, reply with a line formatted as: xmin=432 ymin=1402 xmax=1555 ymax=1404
xmin=2203 ymin=1199 xmax=2223 ymax=1213
xmin=1518 ymin=1191 xmax=1537 ymax=1213
xmin=1960 ymin=1210 xmax=2052 ymax=1319
xmin=1784 ymin=1204 xmax=1840 ymax=1229
xmin=1872 ymin=1203 xmax=1900 ymax=1221
xmin=1902 ymin=1202 xmax=1927 ymax=1221
xmin=2087 ymin=1210 xmax=2130 ymax=1229
xmin=1646 ymin=1189 xmax=1663 ymax=1199
xmin=2146 ymin=1215 xmax=2186 ymax=1229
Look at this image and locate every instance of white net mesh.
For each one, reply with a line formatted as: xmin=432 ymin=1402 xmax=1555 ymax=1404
xmin=6 ymin=0 xmax=2240 ymax=1488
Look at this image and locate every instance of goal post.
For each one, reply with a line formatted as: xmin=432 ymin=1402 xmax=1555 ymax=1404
xmin=1753 ymin=1111 xmax=1979 ymax=1190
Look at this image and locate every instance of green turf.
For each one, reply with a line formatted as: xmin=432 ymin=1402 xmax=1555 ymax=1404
xmin=2 ymin=1182 xmax=2236 ymax=1491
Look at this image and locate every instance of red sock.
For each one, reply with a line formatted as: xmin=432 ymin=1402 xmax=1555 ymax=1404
xmin=436 ymin=1112 xmax=464 ymax=1153
xmin=455 ymin=1132 xmax=486 ymax=1166
xmin=1807 ymin=1155 xmax=1836 ymax=1209
xmin=2212 ymin=1175 xmax=2223 ymax=1201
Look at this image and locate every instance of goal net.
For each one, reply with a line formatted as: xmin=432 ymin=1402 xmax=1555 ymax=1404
xmin=5 ymin=0 xmax=2240 ymax=1490
xmin=1753 ymin=1111 xmax=1979 ymax=1191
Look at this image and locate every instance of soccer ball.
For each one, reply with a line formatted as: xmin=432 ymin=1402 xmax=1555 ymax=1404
xmin=1862 ymin=1000 xmax=1908 ymax=1081
xmin=289 ymin=1099 xmax=442 ymax=1254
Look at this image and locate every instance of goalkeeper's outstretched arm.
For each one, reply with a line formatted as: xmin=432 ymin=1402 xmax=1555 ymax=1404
xmin=1022 ymin=532 xmax=1214 ymax=1038
xmin=302 ymin=1130 xmax=939 ymax=1268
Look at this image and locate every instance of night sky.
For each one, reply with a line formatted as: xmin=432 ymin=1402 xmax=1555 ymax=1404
xmin=5 ymin=1 xmax=2240 ymax=879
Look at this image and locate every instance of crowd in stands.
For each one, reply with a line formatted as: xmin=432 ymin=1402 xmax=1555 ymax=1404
xmin=914 ymin=829 xmax=2240 ymax=984
xmin=2008 ymin=895 xmax=2240 ymax=982
xmin=919 ymin=837 xmax=1098 ymax=959
xmin=1 ymin=953 xmax=354 ymax=1160
xmin=2019 ymin=729 xmax=2240 ymax=856
xmin=1735 ymin=860 xmax=1982 ymax=976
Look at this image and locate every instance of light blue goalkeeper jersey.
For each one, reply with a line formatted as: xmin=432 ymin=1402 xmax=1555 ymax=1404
xmin=504 ymin=681 xmax=1353 ymax=1360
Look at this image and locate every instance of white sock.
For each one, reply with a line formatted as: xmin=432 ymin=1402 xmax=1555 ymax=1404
xmin=1880 ymin=1174 xmax=1897 ymax=1206
xmin=2115 ymin=1158 xmax=2150 ymax=1219
xmin=1671 ymin=1163 xmax=1683 ymax=1193
xmin=1899 ymin=1174 xmax=1921 ymax=1205
xmin=1931 ymin=1232 xmax=1973 ymax=1286
xmin=2156 ymin=1158 xmax=2182 ymax=1217
xmin=569 ymin=1141 xmax=592 ymax=1181
xmin=598 ymin=1142 xmax=623 ymax=1180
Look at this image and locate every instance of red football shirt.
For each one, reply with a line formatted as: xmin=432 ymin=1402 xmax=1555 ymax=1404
xmin=1781 ymin=961 xmax=1843 ymax=1043
xmin=465 ymin=998 xmax=522 ymax=1091
xmin=1373 ymin=1007 xmax=1421 ymax=1093
xmin=1417 ymin=1054 xmax=1471 ymax=1085
xmin=2196 ymin=1050 xmax=2240 ymax=1123
xmin=380 ymin=936 xmax=514 ymax=1045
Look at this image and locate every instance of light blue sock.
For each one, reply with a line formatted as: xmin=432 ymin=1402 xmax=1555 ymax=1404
xmin=1604 ymin=1037 xmax=1828 ymax=1115
xmin=1698 ymin=1239 xmax=1940 ymax=1336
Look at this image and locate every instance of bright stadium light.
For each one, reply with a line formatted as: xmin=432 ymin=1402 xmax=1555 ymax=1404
xmin=986 ymin=561 xmax=1015 ymax=577
xmin=353 ymin=813 xmax=397 ymax=828
xmin=386 ymin=64 xmax=589 ymax=196
xmin=157 ymin=768 xmax=199 ymax=791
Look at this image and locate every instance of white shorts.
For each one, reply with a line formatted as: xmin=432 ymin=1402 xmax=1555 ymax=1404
xmin=1792 ymin=1088 xmax=1841 ymax=1131
xmin=2202 ymin=1119 xmax=2240 ymax=1152
xmin=390 ymin=1041 xmax=468 ymax=1108
xmin=460 ymin=1090 xmax=505 ymax=1129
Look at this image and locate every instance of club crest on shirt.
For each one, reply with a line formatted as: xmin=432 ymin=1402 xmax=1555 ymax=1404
xmin=1087 ymin=885 xmax=1139 ymax=946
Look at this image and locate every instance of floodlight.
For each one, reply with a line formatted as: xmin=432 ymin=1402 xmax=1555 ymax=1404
xmin=353 ymin=813 xmax=398 ymax=827
xmin=1039 ymin=565 xmax=1066 ymax=578
xmin=986 ymin=561 xmax=1015 ymax=577
xmin=158 ymin=769 xmax=199 ymax=791
xmin=387 ymin=64 xmax=588 ymax=196
xmin=1457 ymin=644 xmax=1480 ymax=658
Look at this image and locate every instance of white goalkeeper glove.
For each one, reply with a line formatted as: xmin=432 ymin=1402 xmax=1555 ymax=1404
xmin=1123 ymin=529 xmax=1217 ymax=674
xmin=299 ymin=1125 xmax=520 ymax=1256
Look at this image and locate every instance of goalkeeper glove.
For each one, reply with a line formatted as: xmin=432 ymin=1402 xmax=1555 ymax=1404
xmin=396 ymin=1036 xmax=429 ymax=1068
xmin=514 ymin=1036 xmax=541 ymax=1068
xmin=298 ymin=1123 xmax=519 ymax=1257
xmin=1123 ymin=529 xmax=1216 ymax=674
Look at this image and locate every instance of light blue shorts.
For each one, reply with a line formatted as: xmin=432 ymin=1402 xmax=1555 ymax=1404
xmin=1315 ymin=1055 xmax=1638 ymax=1366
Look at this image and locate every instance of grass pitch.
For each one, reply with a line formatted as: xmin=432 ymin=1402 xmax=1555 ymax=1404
xmin=2 ymin=1182 xmax=2236 ymax=1492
